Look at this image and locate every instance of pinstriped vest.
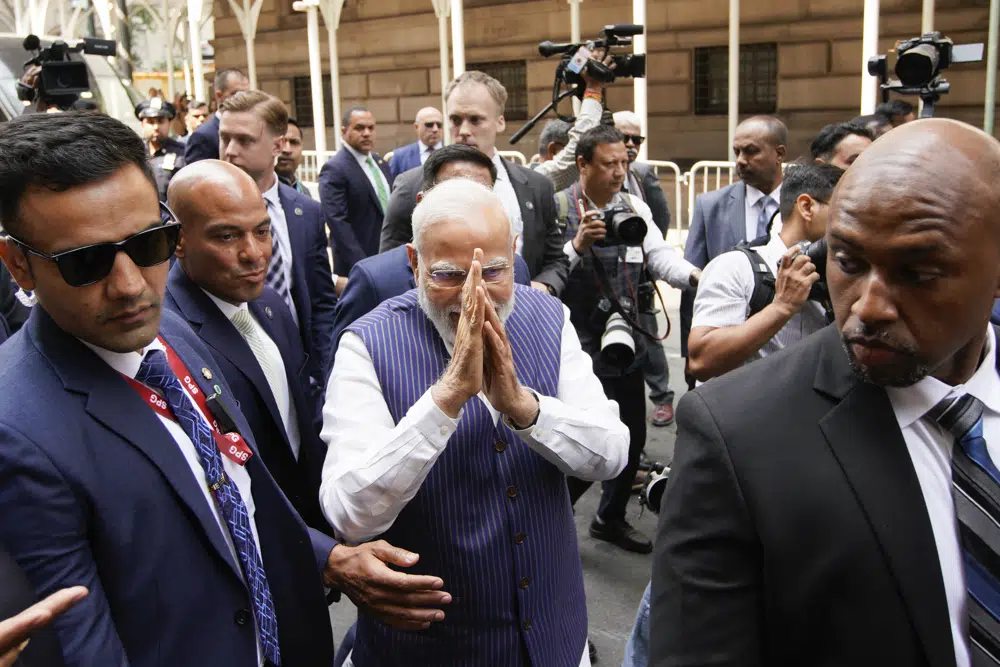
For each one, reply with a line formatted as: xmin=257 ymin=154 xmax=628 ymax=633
xmin=346 ymin=285 xmax=588 ymax=667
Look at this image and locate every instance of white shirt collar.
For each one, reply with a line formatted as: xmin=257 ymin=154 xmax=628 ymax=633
xmin=491 ymin=151 xmax=508 ymax=180
xmin=764 ymin=231 xmax=789 ymax=254
xmin=80 ymin=336 xmax=166 ymax=380
xmin=261 ymin=174 xmax=281 ymax=210
xmin=345 ymin=143 xmax=371 ymax=162
xmin=201 ymin=289 xmax=247 ymax=321
xmin=420 ymin=141 xmax=443 ymax=156
xmin=746 ymin=182 xmax=782 ymax=208
xmin=886 ymin=326 xmax=1000 ymax=430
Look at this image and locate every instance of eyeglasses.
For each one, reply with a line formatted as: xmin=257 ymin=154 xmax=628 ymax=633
xmin=427 ymin=264 xmax=510 ymax=288
xmin=423 ymin=121 xmax=443 ymax=129
xmin=6 ymin=203 xmax=181 ymax=287
xmin=623 ymin=134 xmax=645 ymax=146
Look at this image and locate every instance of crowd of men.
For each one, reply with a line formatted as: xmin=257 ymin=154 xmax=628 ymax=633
xmin=0 ymin=49 xmax=999 ymax=667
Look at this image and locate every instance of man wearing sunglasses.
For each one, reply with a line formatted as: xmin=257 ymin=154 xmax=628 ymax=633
xmin=0 ymin=113 xmax=336 ymax=666
xmin=389 ymin=107 xmax=444 ymax=179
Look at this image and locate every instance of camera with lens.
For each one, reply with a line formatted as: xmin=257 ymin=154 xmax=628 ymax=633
xmin=597 ymin=204 xmax=647 ymax=247
xmin=639 ymin=463 xmax=670 ymax=515
xmin=17 ymin=34 xmax=116 ymax=109
xmin=797 ymin=238 xmax=833 ymax=319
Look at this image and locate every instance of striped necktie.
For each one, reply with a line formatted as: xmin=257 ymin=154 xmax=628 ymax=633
xmin=366 ymin=155 xmax=389 ymax=212
xmin=930 ymin=393 xmax=1000 ymax=665
xmin=263 ymin=198 xmax=295 ymax=315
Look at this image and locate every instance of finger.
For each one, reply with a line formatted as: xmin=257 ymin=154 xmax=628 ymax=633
xmin=577 ymin=199 xmax=587 ymax=219
xmin=380 ymin=618 xmax=433 ymax=631
xmin=368 ymin=541 xmax=421 ymax=569
xmin=805 ymin=272 xmax=822 ymax=285
xmin=779 ymin=247 xmax=799 ymax=270
xmin=483 ymin=320 xmax=505 ymax=358
xmin=32 ymin=587 xmax=88 ymax=619
xmin=376 ymin=589 xmax=454 ymax=607
xmin=371 ymin=603 xmax=447 ymax=625
xmin=0 ymin=609 xmax=48 ymax=654
xmin=370 ymin=566 xmax=448 ymax=592
xmin=798 ymin=262 xmax=817 ymax=276
xmin=0 ymin=643 xmax=27 ymax=667
xmin=471 ymin=286 xmax=486 ymax=333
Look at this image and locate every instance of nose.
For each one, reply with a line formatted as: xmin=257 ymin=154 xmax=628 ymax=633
xmin=850 ymin=272 xmax=899 ymax=328
xmin=105 ymin=250 xmax=147 ymax=301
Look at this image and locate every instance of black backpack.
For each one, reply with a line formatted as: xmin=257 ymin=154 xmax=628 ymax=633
xmin=731 ymin=242 xmax=776 ymax=320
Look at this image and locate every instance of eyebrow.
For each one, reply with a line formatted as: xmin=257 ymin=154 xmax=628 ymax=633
xmin=429 ymin=261 xmax=461 ymax=272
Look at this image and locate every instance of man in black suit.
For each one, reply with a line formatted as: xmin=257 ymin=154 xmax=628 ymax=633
xmin=164 ymin=160 xmax=330 ymax=533
xmin=651 ymin=119 xmax=1000 ymax=666
xmin=379 ymin=70 xmax=569 ymax=296
xmin=183 ymin=68 xmax=249 ymax=164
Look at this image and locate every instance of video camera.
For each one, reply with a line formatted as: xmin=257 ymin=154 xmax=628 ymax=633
xmin=796 ymin=238 xmax=833 ymax=320
xmin=509 ymin=24 xmax=646 ymax=145
xmin=17 ymin=34 xmax=116 ymax=109
xmin=867 ymin=32 xmax=983 ymax=118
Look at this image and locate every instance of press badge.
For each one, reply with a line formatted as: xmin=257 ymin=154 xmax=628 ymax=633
xmin=624 ymin=246 xmax=644 ymax=264
xmin=163 ymin=153 xmax=177 ymax=171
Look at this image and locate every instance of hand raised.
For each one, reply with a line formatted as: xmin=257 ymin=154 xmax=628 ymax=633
xmin=432 ymin=248 xmax=486 ymax=418
xmin=483 ymin=299 xmax=538 ymax=429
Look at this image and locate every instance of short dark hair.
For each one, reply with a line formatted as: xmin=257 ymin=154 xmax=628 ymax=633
xmin=538 ymin=119 xmax=571 ymax=157
xmin=287 ymin=117 xmax=301 ymax=131
xmin=876 ymin=99 xmax=915 ymax=120
xmin=852 ymin=114 xmax=891 ymax=132
xmin=189 ymin=100 xmax=209 ymax=111
xmin=0 ymin=113 xmax=157 ymax=237
xmin=421 ymin=144 xmax=497 ymax=191
xmin=576 ymin=125 xmax=625 ymax=163
xmin=810 ymin=122 xmax=875 ymax=161
xmin=779 ymin=161 xmax=845 ymax=220
xmin=342 ymin=105 xmax=371 ymax=128
xmin=214 ymin=68 xmax=247 ymax=95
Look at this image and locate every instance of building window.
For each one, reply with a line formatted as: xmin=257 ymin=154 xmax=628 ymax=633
xmin=292 ymin=76 xmax=334 ymax=127
xmin=694 ymin=43 xmax=777 ymax=115
xmin=466 ymin=60 xmax=528 ymax=121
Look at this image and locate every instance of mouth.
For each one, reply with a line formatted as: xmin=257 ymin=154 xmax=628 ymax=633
xmin=239 ymin=268 xmax=267 ymax=283
xmin=109 ymin=304 xmax=154 ymax=326
xmin=847 ymin=338 xmax=908 ymax=367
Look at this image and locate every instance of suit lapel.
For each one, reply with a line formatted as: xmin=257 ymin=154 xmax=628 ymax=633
xmin=278 ymin=186 xmax=312 ymax=331
xmin=343 ymin=148 xmax=383 ymax=211
xmin=729 ymin=183 xmax=748 ymax=245
xmin=30 ymin=310 xmax=243 ymax=581
xmin=814 ymin=327 xmax=955 ymax=667
xmin=503 ymin=159 xmax=539 ymax=263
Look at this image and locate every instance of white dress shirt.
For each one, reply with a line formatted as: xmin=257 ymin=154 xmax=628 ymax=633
xmin=533 ymin=97 xmax=603 ymax=192
xmin=562 ymin=192 xmax=697 ymax=291
xmin=345 ymin=143 xmax=391 ymax=205
xmin=82 ymin=337 xmax=265 ymax=666
xmin=885 ymin=325 xmax=1000 ymax=667
xmin=203 ymin=291 xmax=302 ymax=460
xmin=491 ymin=151 xmax=526 ymax=255
xmin=744 ymin=183 xmax=782 ymax=241
xmin=318 ymin=303 xmax=629 ymax=545
xmin=419 ymin=140 xmax=443 ymax=165
xmin=692 ymin=232 xmax=828 ymax=362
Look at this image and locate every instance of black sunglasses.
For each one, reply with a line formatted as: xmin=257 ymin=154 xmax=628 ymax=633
xmin=6 ymin=203 xmax=181 ymax=287
xmin=423 ymin=121 xmax=443 ymax=129
xmin=623 ymin=134 xmax=645 ymax=146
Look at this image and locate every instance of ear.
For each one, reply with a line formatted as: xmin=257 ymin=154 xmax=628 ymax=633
xmin=576 ymin=155 xmax=586 ymax=172
xmin=0 ymin=238 xmax=36 ymax=292
xmin=511 ymin=235 xmax=518 ymax=257
xmin=797 ymin=194 xmax=814 ymax=223
xmin=496 ymin=114 xmax=506 ymax=134
xmin=546 ymin=142 xmax=560 ymax=160
xmin=406 ymin=243 xmax=419 ymax=277
xmin=776 ymin=144 xmax=787 ymax=161
xmin=272 ymin=135 xmax=285 ymax=158
xmin=174 ymin=226 xmax=187 ymax=261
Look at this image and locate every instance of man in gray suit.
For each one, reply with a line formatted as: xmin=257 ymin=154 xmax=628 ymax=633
xmin=680 ymin=116 xmax=787 ymax=367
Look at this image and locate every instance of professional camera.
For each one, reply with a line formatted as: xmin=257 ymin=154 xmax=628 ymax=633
xmin=601 ymin=311 xmax=636 ymax=368
xmin=17 ymin=34 xmax=116 ymax=109
xmin=867 ymin=32 xmax=983 ymax=118
xmin=597 ymin=203 xmax=647 ymax=247
xmin=797 ymin=238 xmax=833 ymax=319
xmin=639 ymin=463 xmax=670 ymax=515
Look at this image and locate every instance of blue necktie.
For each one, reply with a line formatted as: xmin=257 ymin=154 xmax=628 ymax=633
xmin=136 ymin=349 xmax=282 ymax=665
xmin=755 ymin=195 xmax=775 ymax=240
xmin=930 ymin=394 xmax=1000 ymax=665
xmin=264 ymin=199 xmax=295 ymax=316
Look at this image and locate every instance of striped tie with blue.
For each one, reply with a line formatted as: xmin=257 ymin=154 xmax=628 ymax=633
xmin=930 ymin=393 xmax=1000 ymax=665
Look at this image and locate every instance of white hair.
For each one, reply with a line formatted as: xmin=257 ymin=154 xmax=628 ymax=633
xmin=612 ymin=110 xmax=641 ymax=128
xmin=411 ymin=177 xmax=513 ymax=253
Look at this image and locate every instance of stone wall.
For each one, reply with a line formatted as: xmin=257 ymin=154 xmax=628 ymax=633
xmin=211 ymin=0 xmax=996 ymax=162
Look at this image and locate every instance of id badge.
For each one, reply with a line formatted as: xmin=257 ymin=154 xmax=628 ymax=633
xmin=625 ymin=246 xmax=644 ymax=264
xmin=163 ymin=152 xmax=177 ymax=171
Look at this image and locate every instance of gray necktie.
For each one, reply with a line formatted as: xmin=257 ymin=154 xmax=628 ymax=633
xmin=756 ymin=195 xmax=776 ymax=239
xmin=230 ymin=309 xmax=287 ymax=414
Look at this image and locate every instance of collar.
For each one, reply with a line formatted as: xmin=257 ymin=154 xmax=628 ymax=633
xmin=746 ymin=182 xmax=782 ymax=208
xmin=79 ymin=336 xmax=166 ymax=380
xmin=886 ymin=326 xmax=1000 ymax=429
xmin=201 ymin=288 xmax=246 ymax=321
xmin=261 ymin=175 xmax=281 ymax=210
xmin=345 ymin=143 xmax=371 ymax=161
xmin=420 ymin=141 xmax=443 ymax=155
xmin=764 ymin=232 xmax=788 ymax=254
xmin=491 ymin=152 xmax=508 ymax=180
xmin=278 ymin=173 xmax=298 ymax=188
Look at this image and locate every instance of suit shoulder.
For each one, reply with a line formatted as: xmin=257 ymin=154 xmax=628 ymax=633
xmin=518 ymin=163 xmax=554 ymax=190
xmin=694 ymin=182 xmax=740 ymax=208
xmin=280 ymin=183 xmax=320 ymax=213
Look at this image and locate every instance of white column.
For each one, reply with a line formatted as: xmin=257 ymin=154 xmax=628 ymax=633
xmin=432 ymin=0 xmax=451 ymax=143
xmin=182 ymin=15 xmax=193 ymax=95
xmin=225 ymin=0 xmax=264 ymax=88
xmin=633 ymin=0 xmax=648 ymax=159
xmin=14 ymin=0 xmax=24 ymax=35
xmin=163 ymin=0 xmax=174 ymax=99
xmin=569 ymin=0 xmax=582 ymax=115
xmin=320 ymin=0 xmax=346 ymax=152
xmin=860 ymin=0 xmax=880 ymax=114
xmin=28 ymin=0 xmax=50 ymax=36
xmin=450 ymin=0 xmax=465 ymax=76
xmin=987 ymin=0 xmax=999 ymax=135
xmin=728 ymin=0 xmax=739 ymax=159
xmin=919 ymin=0 xmax=933 ymax=115
xmin=187 ymin=0 xmax=205 ymax=100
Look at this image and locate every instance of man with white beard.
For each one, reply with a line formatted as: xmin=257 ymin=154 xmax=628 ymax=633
xmin=320 ymin=177 xmax=629 ymax=667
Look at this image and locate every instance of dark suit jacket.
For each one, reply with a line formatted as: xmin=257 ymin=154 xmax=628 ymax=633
xmin=0 ymin=307 xmax=335 ymax=667
xmin=182 ymin=113 xmax=220 ymax=164
xmin=389 ymin=141 xmax=422 ymax=179
xmin=379 ymin=161 xmax=570 ymax=294
xmin=651 ymin=324 xmax=958 ymax=667
xmin=0 ymin=547 xmax=65 ymax=666
xmin=278 ymin=181 xmax=339 ymax=379
xmin=319 ymin=146 xmax=394 ymax=275
xmin=164 ymin=264 xmax=331 ymax=534
xmin=328 ymin=244 xmax=533 ymax=363
xmin=629 ymin=162 xmax=672 ymax=235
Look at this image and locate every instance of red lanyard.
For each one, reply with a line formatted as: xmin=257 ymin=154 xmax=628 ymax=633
xmin=122 ymin=338 xmax=254 ymax=467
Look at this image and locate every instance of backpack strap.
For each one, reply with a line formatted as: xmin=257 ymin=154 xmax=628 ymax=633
xmin=555 ymin=190 xmax=571 ymax=231
xmin=733 ymin=243 xmax=776 ymax=319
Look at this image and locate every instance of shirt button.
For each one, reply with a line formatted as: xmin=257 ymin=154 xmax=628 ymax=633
xmin=439 ymin=426 xmax=449 ymax=436
xmin=494 ymin=440 xmax=506 ymax=453
xmin=234 ymin=609 xmax=251 ymax=627
xmin=524 ymin=619 xmax=532 ymax=631
xmin=506 ymin=486 xmax=517 ymax=499
xmin=519 ymin=576 xmax=531 ymax=589
xmin=514 ymin=532 xmax=526 ymax=545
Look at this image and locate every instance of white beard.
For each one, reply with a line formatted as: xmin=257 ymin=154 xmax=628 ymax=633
xmin=417 ymin=282 xmax=517 ymax=350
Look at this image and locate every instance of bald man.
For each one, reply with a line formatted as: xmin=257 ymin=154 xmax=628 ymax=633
xmin=390 ymin=107 xmax=444 ymax=179
xmin=651 ymin=119 xmax=1000 ymax=667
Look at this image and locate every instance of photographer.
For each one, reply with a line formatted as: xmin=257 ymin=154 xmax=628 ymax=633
xmin=687 ymin=162 xmax=844 ymax=382
xmin=559 ymin=124 xmax=699 ymax=554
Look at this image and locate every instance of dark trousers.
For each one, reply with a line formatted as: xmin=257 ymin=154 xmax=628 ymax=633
xmin=568 ymin=369 xmax=647 ymax=522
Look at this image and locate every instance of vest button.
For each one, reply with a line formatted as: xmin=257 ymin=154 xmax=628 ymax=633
xmin=506 ymin=486 xmax=517 ymax=498
xmin=234 ymin=609 xmax=251 ymax=627
xmin=519 ymin=576 xmax=531 ymax=589
xmin=523 ymin=619 xmax=532 ymax=631
xmin=514 ymin=532 xmax=526 ymax=545
xmin=494 ymin=440 xmax=506 ymax=453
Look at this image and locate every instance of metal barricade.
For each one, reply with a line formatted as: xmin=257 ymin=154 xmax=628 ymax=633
xmin=685 ymin=161 xmax=736 ymax=229
xmin=300 ymin=149 xmax=335 ymax=185
xmin=637 ymin=160 xmax=684 ymax=242
xmin=498 ymin=150 xmax=527 ymax=165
